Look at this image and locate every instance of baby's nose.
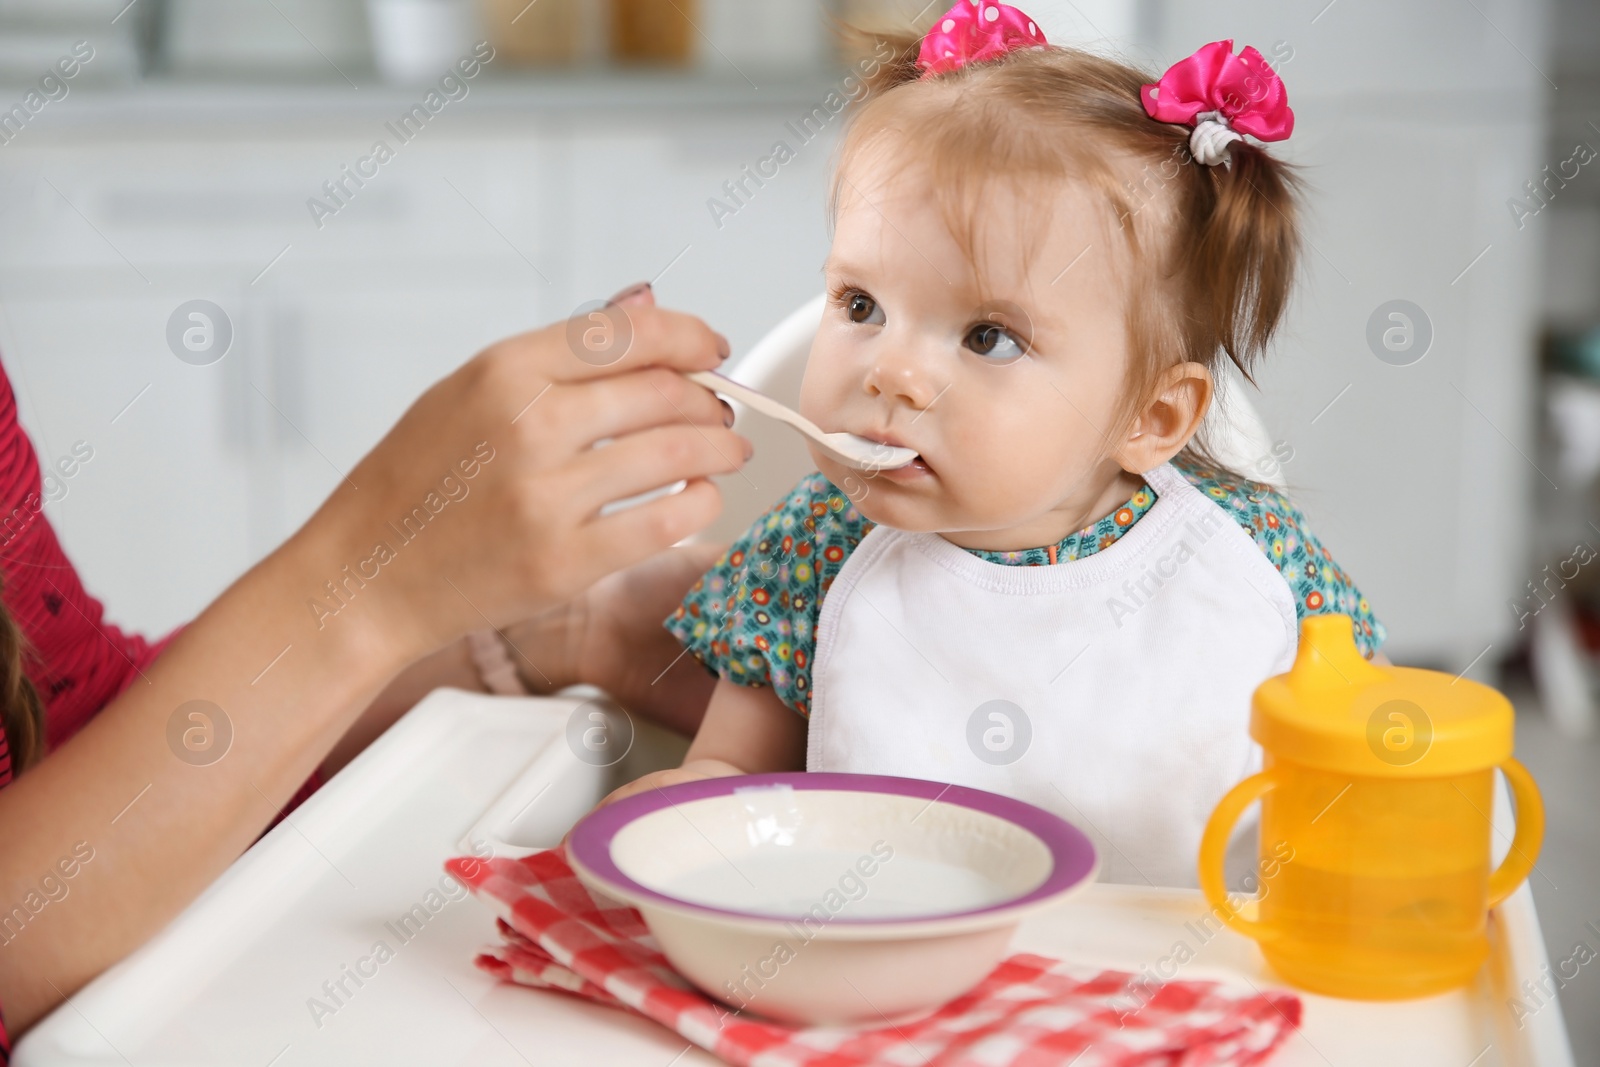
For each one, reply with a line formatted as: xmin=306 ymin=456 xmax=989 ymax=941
xmin=864 ymin=350 xmax=943 ymax=411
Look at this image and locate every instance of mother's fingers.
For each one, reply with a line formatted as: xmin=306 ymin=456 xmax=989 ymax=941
xmin=544 ymin=368 xmax=730 ymax=451
xmin=606 ymin=281 xmax=655 ymax=308
xmin=543 ymin=304 xmax=730 ymax=384
xmin=556 ymin=422 xmax=751 ymax=519
xmin=582 ymin=478 xmax=728 ymax=571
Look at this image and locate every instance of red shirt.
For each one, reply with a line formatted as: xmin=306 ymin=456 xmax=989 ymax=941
xmin=0 ymin=365 xmax=175 ymax=787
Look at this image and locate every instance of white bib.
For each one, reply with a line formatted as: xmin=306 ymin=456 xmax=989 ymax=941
xmin=807 ymin=462 xmax=1298 ymax=887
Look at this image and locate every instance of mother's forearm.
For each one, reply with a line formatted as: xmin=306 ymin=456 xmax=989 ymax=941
xmin=0 ymin=517 xmax=417 ymax=1033
xmin=320 ymin=635 xmax=487 ymax=778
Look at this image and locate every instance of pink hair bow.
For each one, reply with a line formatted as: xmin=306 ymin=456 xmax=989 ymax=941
xmin=917 ymin=0 xmax=1047 ymax=77
xmin=1141 ymin=40 xmax=1294 ymax=166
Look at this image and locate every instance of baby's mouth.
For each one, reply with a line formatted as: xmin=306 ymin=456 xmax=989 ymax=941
xmin=857 ymin=433 xmax=933 ymax=477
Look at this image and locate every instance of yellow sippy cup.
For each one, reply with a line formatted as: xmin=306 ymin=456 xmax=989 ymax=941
xmin=1198 ymin=613 xmax=1544 ymax=999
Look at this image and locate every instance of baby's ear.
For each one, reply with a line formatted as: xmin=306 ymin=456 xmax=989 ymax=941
xmin=1114 ymin=362 xmax=1212 ymax=472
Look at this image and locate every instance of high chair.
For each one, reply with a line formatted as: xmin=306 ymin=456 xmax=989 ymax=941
xmin=702 ymin=293 xmax=1287 ymax=546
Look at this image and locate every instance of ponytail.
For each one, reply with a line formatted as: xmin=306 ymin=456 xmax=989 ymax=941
xmin=1189 ymin=140 xmax=1302 ymax=385
xmin=856 ymin=29 xmax=922 ymax=95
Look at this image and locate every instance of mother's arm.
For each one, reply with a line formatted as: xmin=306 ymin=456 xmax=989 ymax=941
xmin=317 ymin=538 xmax=725 ymax=777
xmin=0 ymin=303 xmax=747 ymax=1032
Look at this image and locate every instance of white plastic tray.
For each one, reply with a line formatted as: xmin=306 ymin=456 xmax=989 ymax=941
xmin=17 ymin=688 xmax=1574 ymax=1066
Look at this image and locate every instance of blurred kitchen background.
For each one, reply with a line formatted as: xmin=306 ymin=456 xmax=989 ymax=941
xmin=0 ymin=0 xmax=1595 ymax=1055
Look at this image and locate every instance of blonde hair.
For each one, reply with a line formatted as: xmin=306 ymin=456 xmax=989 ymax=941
xmin=833 ymin=32 xmax=1301 ymax=468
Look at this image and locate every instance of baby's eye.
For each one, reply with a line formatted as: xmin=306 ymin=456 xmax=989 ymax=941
xmin=845 ymin=292 xmax=885 ymax=325
xmin=964 ymin=323 xmax=1025 ymax=361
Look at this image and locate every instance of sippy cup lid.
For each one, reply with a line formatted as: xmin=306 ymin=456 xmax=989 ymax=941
xmin=1251 ymin=614 xmax=1513 ymax=777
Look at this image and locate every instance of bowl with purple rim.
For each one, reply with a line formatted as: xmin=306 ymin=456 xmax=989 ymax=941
xmin=567 ymin=772 xmax=1098 ymax=1025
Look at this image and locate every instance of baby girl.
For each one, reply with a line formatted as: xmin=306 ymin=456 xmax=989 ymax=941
xmin=624 ymin=4 xmax=1384 ymax=888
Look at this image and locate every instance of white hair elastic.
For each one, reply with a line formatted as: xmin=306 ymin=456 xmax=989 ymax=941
xmin=1188 ymin=111 xmax=1242 ymax=167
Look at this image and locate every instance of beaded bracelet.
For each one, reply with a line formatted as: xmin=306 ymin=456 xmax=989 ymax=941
xmin=465 ymin=627 xmax=531 ymax=696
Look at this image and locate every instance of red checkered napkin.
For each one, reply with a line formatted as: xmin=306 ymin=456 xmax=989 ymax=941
xmin=444 ymin=849 xmax=1301 ymax=1067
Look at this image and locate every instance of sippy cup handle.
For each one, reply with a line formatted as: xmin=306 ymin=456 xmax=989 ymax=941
xmin=1196 ymin=767 xmax=1283 ymax=943
xmin=1200 ymin=760 xmax=1544 ymax=927
xmin=1487 ymin=758 xmax=1545 ymax=908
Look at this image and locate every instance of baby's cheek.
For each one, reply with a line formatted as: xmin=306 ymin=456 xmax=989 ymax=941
xmin=946 ymin=411 xmax=1083 ymax=517
xmin=797 ymin=334 xmax=854 ymax=420
xmin=946 ymin=455 xmax=1036 ymax=521
xmin=945 ymin=413 xmax=1022 ymax=479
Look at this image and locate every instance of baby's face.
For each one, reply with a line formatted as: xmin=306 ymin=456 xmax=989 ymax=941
xmin=800 ymin=143 xmax=1144 ymax=550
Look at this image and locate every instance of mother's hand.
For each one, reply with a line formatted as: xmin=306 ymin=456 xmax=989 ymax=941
xmin=321 ymin=290 xmax=750 ymax=663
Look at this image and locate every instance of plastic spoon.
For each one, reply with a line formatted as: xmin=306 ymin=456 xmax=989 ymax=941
xmin=688 ymin=371 xmax=918 ymax=472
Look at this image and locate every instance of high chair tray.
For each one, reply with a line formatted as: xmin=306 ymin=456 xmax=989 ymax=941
xmin=16 ymin=688 xmax=1573 ymax=1067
